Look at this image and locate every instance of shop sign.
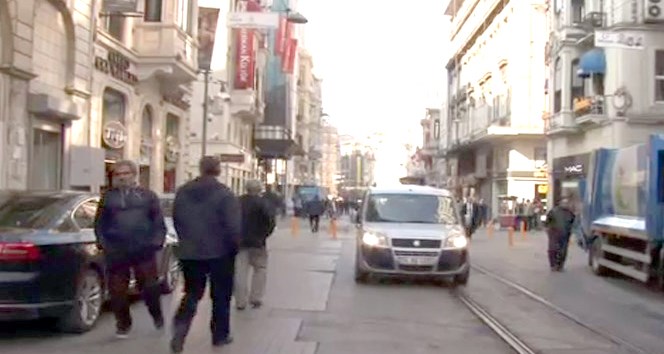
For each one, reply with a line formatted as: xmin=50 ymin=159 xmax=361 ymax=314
xmin=102 ymin=121 xmax=127 ymax=149
xmin=219 ymin=154 xmax=245 ymax=163
xmin=564 ymin=164 xmax=583 ymax=174
xmin=165 ymin=136 xmax=180 ymax=163
xmin=95 ymin=49 xmax=138 ymax=85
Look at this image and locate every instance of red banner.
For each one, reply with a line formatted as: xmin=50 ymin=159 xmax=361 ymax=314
xmin=275 ymin=16 xmax=287 ymax=56
xmin=285 ymin=38 xmax=297 ymax=74
xmin=234 ymin=28 xmax=255 ymax=89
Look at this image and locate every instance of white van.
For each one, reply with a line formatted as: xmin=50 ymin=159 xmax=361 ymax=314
xmin=354 ymin=185 xmax=470 ymax=286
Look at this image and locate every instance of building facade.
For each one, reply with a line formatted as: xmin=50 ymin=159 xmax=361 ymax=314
xmin=319 ymin=119 xmax=339 ymax=195
xmin=187 ymin=0 xmax=265 ymax=195
xmin=544 ymin=0 xmax=664 ymax=207
xmin=442 ymin=0 xmax=549 ymax=217
xmin=0 ymin=0 xmax=199 ymax=193
xmin=292 ymin=49 xmax=321 ymax=185
xmin=0 ymin=0 xmax=94 ymax=191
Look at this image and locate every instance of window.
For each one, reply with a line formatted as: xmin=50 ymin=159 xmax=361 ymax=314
xmin=571 ymin=59 xmax=585 ymax=105
xmin=101 ymin=0 xmax=131 ymax=40
xmin=177 ymin=0 xmax=193 ymax=33
xmin=73 ymin=200 xmax=98 ymax=229
xmin=0 ymin=195 xmax=67 ymax=229
xmin=534 ymin=147 xmax=547 ymax=169
xmin=554 ymin=58 xmax=562 ymax=113
xmin=656 ymin=50 xmax=664 ymax=103
xmin=30 ymin=126 xmax=63 ymax=190
xmin=144 ymin=0 xmax=162 ymax=22
xmin=571 ymin=0 xmax=584 ymax=24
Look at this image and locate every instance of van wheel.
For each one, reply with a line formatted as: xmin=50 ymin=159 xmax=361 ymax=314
xmin=58 ymin=270 xmax=103 ymax=333
xmin=590 ymin=237 xmax=609 ymax=276
xmin=453 ymin=268 xmax=470 ymax=286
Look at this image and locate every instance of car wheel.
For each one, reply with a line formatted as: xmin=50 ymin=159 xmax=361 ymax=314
xmin=590 ymin=237 xmax=609 ymax=276
xmin=354 ymin=251 xmax=370 ymax=284
xmin=58 ymin=269 xmax=103 ymax=333
xmin=161 ymin=255 xmax=180 ymax=294
xmin=453 ymin=268 xmax=470 ymax=286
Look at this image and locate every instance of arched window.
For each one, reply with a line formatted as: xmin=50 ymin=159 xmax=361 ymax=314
xmin=553 ymin=58 xmax=562 ymax=113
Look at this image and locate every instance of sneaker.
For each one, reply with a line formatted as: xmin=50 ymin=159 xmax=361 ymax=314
xmin=250 ymin=301 xmax=262 ymax=309
xmin=212 ymin=336 xmax=234 ymax=347
xmin=236 ymin=305 xmax=246 ymax=311
xmin=170 ymin=337 xmax=184 ymax=354
xmin=115 ymin=328 xmax=130 ymax=339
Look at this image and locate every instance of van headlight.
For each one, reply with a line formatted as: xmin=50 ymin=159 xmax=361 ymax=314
xmin=362 ymin=232 xmax=389 ymax=247
xmin=444 ymin=231 xmax=468 ymax=249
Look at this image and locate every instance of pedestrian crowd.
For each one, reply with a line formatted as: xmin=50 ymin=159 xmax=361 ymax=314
xmin=94 ymin=156 xmax=278 ymax=353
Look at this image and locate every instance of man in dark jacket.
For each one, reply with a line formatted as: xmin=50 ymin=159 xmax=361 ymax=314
xmin=460 ymin=197 xmax=481 ymax=239
xmin=544 ymin=198 xmax=576 ymax=271
xmin=234 ymin=180 xmax=276 ymax=310
xmin=305 ymin=195 xmax=326 ymax=233
xmin=94 ymin=160 xmax=166 ymax=339
xmin=170 ymin=156 xmax=241 ymax=353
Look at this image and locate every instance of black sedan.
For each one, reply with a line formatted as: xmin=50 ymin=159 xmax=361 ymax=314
xmin=0 ymin=191 xmax=179 ymax=333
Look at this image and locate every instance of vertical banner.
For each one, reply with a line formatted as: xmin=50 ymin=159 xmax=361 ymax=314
xmin=234 ymin=28 xmax=256 ymax=89
xmin=285 ymin=38 xmax=297 ymax=74
xmin=275 ymin=16 xmax=287 ymax=56
xmin=197 ymin=7 xmax=221 ymax=70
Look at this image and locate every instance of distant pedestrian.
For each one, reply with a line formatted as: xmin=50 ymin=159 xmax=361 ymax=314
xmin=94 ymin=160 xmax=166 ymax=339
xmin=544 ymin=197 xmax=576 ymax=272
xmin=305 ymin=195 xmax=326 ymax=233
xmin=460 ymin=197 xmax=481 ymax=239
xmin=235 ymin=180 xmax=276 ymax=310
xmin=170 ymin=156 xmax=241 ymax=353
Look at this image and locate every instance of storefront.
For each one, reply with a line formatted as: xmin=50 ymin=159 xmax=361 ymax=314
xmin=164 ymin=113 xmax=180 ymax=193
xmin=101 ymin=88 xmax=128 ymax=190
xmin=552 ymin=153 xmax=590 ymax=209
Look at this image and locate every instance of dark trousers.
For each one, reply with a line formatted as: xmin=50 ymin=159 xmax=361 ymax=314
xmin=107 ymin=252 xmax=163 ymax=331
xmin=309 ymin=215 xmax=320 ymax=232
xmin=173 ymin=256 xmax=235 ymax=344
xmin=547 ymin=231 xmax=571 ymax=268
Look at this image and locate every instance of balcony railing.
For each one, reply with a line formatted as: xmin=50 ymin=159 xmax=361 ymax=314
xmin=133 ymin=23 xmax=197 ymax=70
xmin=573 ymin=96 xmax=606 ymax=119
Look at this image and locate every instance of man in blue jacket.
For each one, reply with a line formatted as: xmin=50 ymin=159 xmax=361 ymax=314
xmin=94 ymin=160 xmax=166 ymax=339
xmin=170 ymin=156 xmax=241 ymax=354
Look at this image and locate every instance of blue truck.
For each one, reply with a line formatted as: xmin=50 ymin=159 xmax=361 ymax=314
xmin=580 ymin=134 xmax=664 ymax=285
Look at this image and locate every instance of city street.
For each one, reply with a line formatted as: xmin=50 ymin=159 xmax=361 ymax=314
xmin=1 ymin=220 xmax=664 ymax=353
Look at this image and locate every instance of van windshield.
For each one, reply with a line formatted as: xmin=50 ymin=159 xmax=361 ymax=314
xmin=364 ymin=193 xmax=458 ymax=224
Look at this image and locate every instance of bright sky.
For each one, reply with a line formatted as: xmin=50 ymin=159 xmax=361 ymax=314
xmin=297 ymin=0 xmax=449 ymax=182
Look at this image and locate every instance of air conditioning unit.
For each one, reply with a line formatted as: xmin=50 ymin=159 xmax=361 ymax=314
xmin=584 ymin=12 xmax=605 ymax=27
xmin=645 ymin=0 xmax=663 ymax=23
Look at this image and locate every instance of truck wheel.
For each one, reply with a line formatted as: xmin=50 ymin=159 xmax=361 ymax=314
xmin=590 ymin=237 xmax=609 ymax=276
xmin=58 ymin=270 xmax=103 ymax=333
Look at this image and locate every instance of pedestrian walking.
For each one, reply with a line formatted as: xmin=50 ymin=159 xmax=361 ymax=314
xmin=170 ymin=156 xmax=241 ymax=353
xmin=460 ymin=197 xmax=482 ymax=239
xmin=305 ymin=195 xmax=326 ymax=233
xmin=94 ymin=160 xmax=166 ymax=339
xmin=235 ymin=180 xmax=276 ymax=310
xmin=544 ymin=197 xmax=576 ymax=272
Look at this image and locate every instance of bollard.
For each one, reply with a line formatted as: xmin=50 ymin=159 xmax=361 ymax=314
xmin=521 ymin=220 xmax=527 ymax=240
xmin=487 ymin=222 xmax=494 ymax=239
xmin=329 ymin=218 xmax=338 ymax=239
xmin=291 ymin=216 xmax=299 ymax=238
xmin=508 ymin=227 xmax=515 ymax=247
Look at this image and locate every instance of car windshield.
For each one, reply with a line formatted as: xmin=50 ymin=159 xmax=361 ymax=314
xmin=364 ymin=193 xmax=458 ymax=224
xmin=0 ymin=195 xmax=68 ymax=229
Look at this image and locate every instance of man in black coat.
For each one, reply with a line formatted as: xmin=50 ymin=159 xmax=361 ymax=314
xmin=94 ymin=160 xmax=166 ymax=339
xmin=544 ymin=197 xmax=576 ymax=272
xmin=460 ymin=197 xmax=482 ymax=239
xmin=170 ymin=156 xmax=241 ymax=353
xmin=234 ymin=180 xmax=276 ymax=310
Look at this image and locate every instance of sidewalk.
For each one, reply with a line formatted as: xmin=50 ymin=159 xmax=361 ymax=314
xmin=212 ymin=218 xmax=346 ymax=354
xmin=470 ymin=228 xmax=664 ymax=354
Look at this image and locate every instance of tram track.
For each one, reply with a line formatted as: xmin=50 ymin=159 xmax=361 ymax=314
xmin=465 ymin=264 xmax=649 ymax=354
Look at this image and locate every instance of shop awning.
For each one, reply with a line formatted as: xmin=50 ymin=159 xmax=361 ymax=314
xmin=577 ymin=48 xmax=606 ymax=78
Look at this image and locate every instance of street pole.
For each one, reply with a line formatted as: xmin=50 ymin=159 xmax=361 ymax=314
xmin=201 ymin=69 xmax=210 ymax=157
